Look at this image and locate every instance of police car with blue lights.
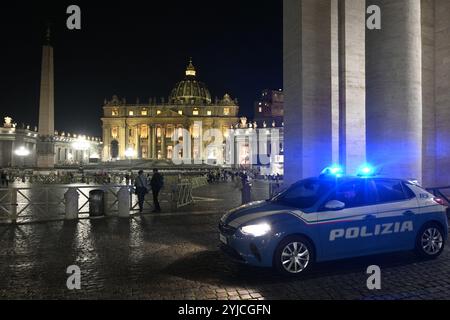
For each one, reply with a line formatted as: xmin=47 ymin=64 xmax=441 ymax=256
xmin=219 ymin=165 xmax=448 ymax=275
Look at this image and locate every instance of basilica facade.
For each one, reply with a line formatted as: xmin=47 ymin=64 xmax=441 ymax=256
xmin=101 ymin=60 xmax=239 ymax=165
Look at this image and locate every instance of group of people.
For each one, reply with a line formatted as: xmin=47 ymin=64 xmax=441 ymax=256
xmin=0 ymin=170 xmax=10 ymax=187
xmin=134 ymin=169 xmax=164 ymax=213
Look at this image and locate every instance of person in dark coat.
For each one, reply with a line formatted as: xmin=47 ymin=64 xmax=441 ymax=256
xmin=0 ymin=170 xmax=6 ymax=187
xmin=134 ymin=170 xmax=149 ymax=213
xmin=150 ymin=169 xmax=164 ymax=213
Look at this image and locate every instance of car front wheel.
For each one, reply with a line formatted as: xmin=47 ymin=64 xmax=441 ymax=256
xmin=274 ymin=235 xmax=314 ymax=276
xmin=415 ymin=223 xmax=445 ymax=259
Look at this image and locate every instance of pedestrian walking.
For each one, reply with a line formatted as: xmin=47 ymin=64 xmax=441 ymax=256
xmin=134 ymin=170 xmax=149 ymax=213
xmin=0 ymin=170 xmax=6 ymax=187
xmin=150 ymin=169 xmax=164 ymax=213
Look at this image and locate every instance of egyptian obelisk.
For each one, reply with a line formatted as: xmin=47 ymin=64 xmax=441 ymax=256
xmin=37 ymin=26 xmax=55 ymax=168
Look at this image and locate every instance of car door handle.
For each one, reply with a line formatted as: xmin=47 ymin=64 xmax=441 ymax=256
xmin=403 ymin=210 xmax=415 ymax=217
xmin=365 ymin=214 xmax=376 ymax=220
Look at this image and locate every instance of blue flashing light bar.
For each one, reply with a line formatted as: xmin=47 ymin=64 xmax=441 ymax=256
xmin=321 ymin=165 xmax=344 ymax=177
xmin=357 ymin=164 xmax=376 ymax=177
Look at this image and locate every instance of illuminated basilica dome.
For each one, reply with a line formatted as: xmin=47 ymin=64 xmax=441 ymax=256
xmin=169 ymin=59 xmax=212 ymax=105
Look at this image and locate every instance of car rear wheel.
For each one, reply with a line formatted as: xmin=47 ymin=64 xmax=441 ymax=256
xmin=415 ymin=223 xmax=445 ymax=259
xmin=274 ymin=235 xmax=314 ymax=276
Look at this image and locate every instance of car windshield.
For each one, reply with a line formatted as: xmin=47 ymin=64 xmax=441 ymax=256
xmin=271 ymin=178 xmax=336 ymax=209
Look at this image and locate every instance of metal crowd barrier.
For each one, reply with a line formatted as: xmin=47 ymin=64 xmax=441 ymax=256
xmin=0 ymin=182 xmax=194 ymax=224
xmin=189 ymin=176 xmax=209 ymax=189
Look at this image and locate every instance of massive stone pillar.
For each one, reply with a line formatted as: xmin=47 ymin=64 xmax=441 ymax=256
xmin=284 ymin=0 xmax=333 ymax=186
xmin=366 ymin=0 xmax=423 ymax=181
xmin=435 ymin=0 xmax=450 ymax=185
xmin=331 ymin=0 xmax=339 ymax=164
xmin=338 ymin=0 xmax=366 ymax=174
xmin=37 ymin=28 xmax=55 ymax=168
xmin=421 ymin=0 xmax=436 ymax=186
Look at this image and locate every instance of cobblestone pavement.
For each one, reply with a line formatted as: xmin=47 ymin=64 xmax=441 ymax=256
xmin=1 ymin=181 xmax=450 ymax=300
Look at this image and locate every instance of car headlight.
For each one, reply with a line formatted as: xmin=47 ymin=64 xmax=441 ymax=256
xmin=240 ymin=223 xmax=271 ymax=237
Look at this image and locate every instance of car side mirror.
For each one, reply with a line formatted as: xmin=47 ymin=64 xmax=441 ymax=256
xmin=324 ymin=200 xmax=346 ymax=211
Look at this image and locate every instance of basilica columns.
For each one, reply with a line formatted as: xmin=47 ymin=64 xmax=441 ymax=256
xmin=161 ymin=127 xmax=167 ymax=159
xmin=435 ymin=0 xmax=450 ymax=185
xmin=151 ymin=126 xmax=157 ymax=159
xmin=284 ymin=0 xmax=333 ymax=185
xmin=366 ymin=0 xmax=423 ymax=181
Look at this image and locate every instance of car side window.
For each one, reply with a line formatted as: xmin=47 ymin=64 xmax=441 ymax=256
xmin=336 ymin=180 xmax=367 ymax=209
xmin=327 ymin=180 xmax=367 ymax=209
xmin=375 ymin=179 xmax=408 ymax=203
xmin=274 ymin=179 xmax=334 ymax=209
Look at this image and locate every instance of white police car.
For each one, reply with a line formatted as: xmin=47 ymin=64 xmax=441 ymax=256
xmin=219 ymin=166 xmax=449 ymax=275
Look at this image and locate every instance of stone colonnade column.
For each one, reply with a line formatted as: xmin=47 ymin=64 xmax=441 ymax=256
xmin=421 ymin=0 xmax=436 ymax=187
xmin=283 ymin=0 xmax=333 ymax=186
xmin=338 ymin=0 xmax=366 ymax=174
xmin=435 ymin=0 xmax=450 ymax=185
xmin=366 ymin=0 xmax=423 ymax=181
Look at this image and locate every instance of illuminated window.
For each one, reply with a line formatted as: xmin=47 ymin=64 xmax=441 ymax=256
xmin=167 ymin=146 xmax=173 ymax=159
xmin=193 ymin=109 xmax=199 ymax=116
xmin=140 ymin=125 xmax=148 ymax=139
xmin=129 ymin=111 xmax=134 ymax=116
xmin=178 ymin=110 xmax=183 ymax=115
xmin=223 ymin=108 xmax=230 ymax=116
xmin=166 ymin=126 xmax=174 ymax=138
xmin=207 ymin=110 xmax=212 ymax=116
xmin=112 ymin=109 xmax=119 ymax=116
xmin=193 ymin=124 xmax=200 ymax=139
xmin=157 ymin=110 xmax=161 ymax=115
xmin=141 ymin=109 xmax=148 ymax=116
xmin=111 ymin=127 xmax=118 ymax=139
xmin=259 ymin=107 xmax=262 ymax=113
xmin=157 ymin=127 xmax=162 ymax=138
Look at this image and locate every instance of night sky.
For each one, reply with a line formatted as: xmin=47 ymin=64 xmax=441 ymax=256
xmin=0 ymin=1 xmax=282 ymax=137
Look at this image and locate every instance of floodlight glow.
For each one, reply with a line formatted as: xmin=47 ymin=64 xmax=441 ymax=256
xmin=125 ymin=148 xmax=135 ymax=158
xmin=72 ymin=137 xmax=90 ymax=151
xmin=14 ymin=146 xmax=30 ymax=157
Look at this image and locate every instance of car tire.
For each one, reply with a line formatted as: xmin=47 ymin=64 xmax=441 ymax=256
xmin=274 ymin=235 xmax=315 ymax=276
xmin=415 ymin=222 xmax=445 ymax=259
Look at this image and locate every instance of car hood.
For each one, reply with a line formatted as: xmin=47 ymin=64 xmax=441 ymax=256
xmin=221 ymin=200 xmax=300 ymax=228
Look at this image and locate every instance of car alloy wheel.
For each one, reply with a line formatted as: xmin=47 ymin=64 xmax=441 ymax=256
xmin=421 ymin=227 xmax=444 ymax=256
xmin=281 ymin=241 xmax=310 ymax=274
xmin=416 ymin=223 xmax=445 ymax=259
xmin=274 ymin=235 xmax=314 ymax=275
